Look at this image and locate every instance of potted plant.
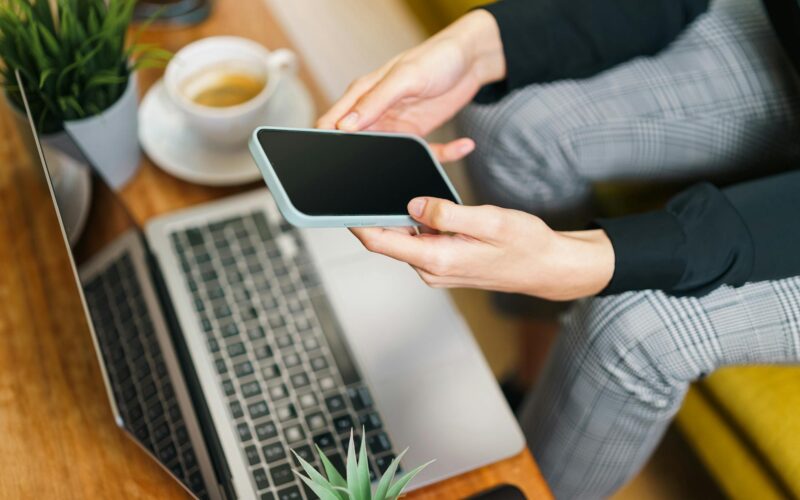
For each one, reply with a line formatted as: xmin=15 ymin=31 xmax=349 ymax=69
xmin=294 ymin=430 xmax=433 ymax=500
xmin=0 ymin=0 xmax=169 ymax=188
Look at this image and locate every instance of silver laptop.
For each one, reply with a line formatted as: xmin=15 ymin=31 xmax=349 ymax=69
xmin=16 ymin=71 xmax=524 ymax=500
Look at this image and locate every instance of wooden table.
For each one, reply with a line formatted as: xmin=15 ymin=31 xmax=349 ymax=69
xmin=0 ymin=0 xmax=552 ymax=498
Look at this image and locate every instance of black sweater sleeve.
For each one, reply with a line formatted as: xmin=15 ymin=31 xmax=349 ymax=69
xmin=595 ymin=170 xmax=800 ymax=297
xmin=476 ymin=0 xmax=710 ymax=102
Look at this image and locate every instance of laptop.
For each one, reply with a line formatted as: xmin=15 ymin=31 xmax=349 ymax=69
xmin=15 ymin=71 xmax=524 ymax=500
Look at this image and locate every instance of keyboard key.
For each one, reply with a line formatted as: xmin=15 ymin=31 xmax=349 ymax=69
xmin=147 ymin=401 xmax=164 ymax=420
xmin=248 ymin=401 xmax=270 ymax=419
xmin=310 ymin=356 xmax=327 ymax=371
xmin=221 ymin=322 xmax=239 ymax=337
xmin=215 ymin=359 xmax=227 ymax=375
xmin=302 ymin=336 xmax=319 ymax=350
xmin=341 ymin=433 xmax=362 ymax=453
xmin=158 ymin=443 xmax=177 ymax=463
xmin=222 ymin=379 xmax=235 ymax=396
xmin=349 ymin=387 xmax=374 ymax=411
xmin=284 ymin=424 xmax=305 ymax=443
xmin=261 ymin=364 xmax=281 ymax=379
xmin=183 ymin=449 xmax=197 ymax=469
xmin=255 ymin=344 xmax=273 ymax=360
xmin=207 ymin=338 xmax=220 ymax=353
xmin=283 ymin=352 xmax=301 ymax=369
xmin=185 ymin=228 xmax=204 ymax=247
xmin=333 ymin=414 xmax=355 ymax=435
xmin=234 ymin=361 xmax=254 ymax=378
xmin=270 ymin=464 xmax=294 ymax=487
xmin=276 ymin=403 xmax=296 ymax=422
xmin=189 ymin=471 xmax=204 ymax=491
xmin=253 ymin=468 xmax=269 ymax=490
xmin=133 ymin=424 xmax=148 ymax=441
xmin=175 ymin=425 xmax=189 ymax=444
xmin=277 ymin=485 xmax=302 ymax=500
xmin=276 ymin=335 xmax=293 ymax=348
xmin=375 ymin=454 xmax=398 ymax=474
xmin=230 ymin=401 xmax=244 ymax=419
xmin=261 ymin=493 xmax=275 ymax=500
xmin=241 ymin=380 xmax=261 ymax=399
xmin=263 ymin=441 xmax=287 ymax=463
xmin=325 ymin=395 xmax=346 ymax=413
xmin=227 ymin=342 xmax=246 ymax=358
xmin=255 ymin=420 xmax=278 ymax=441
xmin=298 ymin=393 xmax=317 ymax=410
xmin=153 ymin=421 xmax=170 ymax=443
xmin=307 ymin=413 xmax=326 ymax=432
xmin=268 ymin=315 xmax=286 ymax=330
xmin=213 ymin=304 xmax=232 ymax=318
xmin=236 ymin=422 xmax=253 ymax=443
xmin=313 ymin=432 xmax=336 ymax=450
xmin=359 ymin=412 xmax=383 ymax=432
xmin=328 ymin=452 xmax=346 ymax=476
xmin=292 ymin=445 xmax=314 ymax=464
xmin=245 ymin=445 xmax=261 ymax=466
xmin=290 ymin=373 xmax=310 ymax=389
xmin=247 ymin=325 xmax=266 ymax=340
xmin=319 ymin=376 xmax=336 ymax=392
xmin=368 ymin=432 xmax=392 ymax=455
xmin=269 ymin=383 xmax=288 ymax=400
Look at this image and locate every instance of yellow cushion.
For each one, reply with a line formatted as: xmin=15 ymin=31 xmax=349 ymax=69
xmin=404 ymin=0 xmax=491 ymax=33
xmin=677 ymin=367 xmax=800 ymax=498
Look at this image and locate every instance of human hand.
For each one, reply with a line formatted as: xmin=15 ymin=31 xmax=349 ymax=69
xmin=317 ymin=10 xmax=505 ymax=163
xmin=350 ymin=198 xmax=615 ymax=301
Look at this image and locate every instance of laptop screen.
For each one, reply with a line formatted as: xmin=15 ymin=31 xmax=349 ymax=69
xmin=14 ymin=72 xmax=210 ymax=496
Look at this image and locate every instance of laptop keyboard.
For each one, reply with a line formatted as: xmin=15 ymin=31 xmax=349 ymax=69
xmin=170 ymin=211 xmax=398 ymax=500
xmin=84 ymin=253 xmax=208 ymax=499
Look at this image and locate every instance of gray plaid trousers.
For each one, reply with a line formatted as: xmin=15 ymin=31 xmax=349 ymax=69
xmin=456 ymin=0 xmax=800 ymax=497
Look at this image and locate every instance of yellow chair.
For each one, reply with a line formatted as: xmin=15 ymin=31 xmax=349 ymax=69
xmin=403 ymin=1 xmax=800 ymax=498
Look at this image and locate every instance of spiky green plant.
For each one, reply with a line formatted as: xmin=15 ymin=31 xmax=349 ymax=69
xmin=0 ymin=0 xmax=170 ymax=133
xmin=293 ymin=429 xmax=433 ymax=500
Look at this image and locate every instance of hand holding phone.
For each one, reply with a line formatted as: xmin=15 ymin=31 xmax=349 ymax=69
xmin=248 ymin=127 xmax=461 ymax=228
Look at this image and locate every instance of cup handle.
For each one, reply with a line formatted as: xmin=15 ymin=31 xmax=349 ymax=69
xmin=267 ymin=48 xmax=298 ymax=77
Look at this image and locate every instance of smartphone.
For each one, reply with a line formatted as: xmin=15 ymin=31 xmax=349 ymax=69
xmin=248 ymin=127 xmax=462 ymax=228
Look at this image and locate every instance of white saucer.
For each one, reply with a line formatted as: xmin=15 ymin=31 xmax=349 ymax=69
xmin=139 ymin=76 xmax=315 ymax=186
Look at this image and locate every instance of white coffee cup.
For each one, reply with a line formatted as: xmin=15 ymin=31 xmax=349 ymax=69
xmin=164 ymin=36 xmax=297 ymax=146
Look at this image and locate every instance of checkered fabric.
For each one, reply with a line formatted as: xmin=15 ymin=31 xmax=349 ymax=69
xmin=520 ymin=277 xmax=800 ymax=498
xmin=453 ymin=0 xmax=800 ymax=496
xmin=456 ymin=0 xmax=800 ymax=321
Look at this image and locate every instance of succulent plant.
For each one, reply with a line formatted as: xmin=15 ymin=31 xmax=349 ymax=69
xmin=293 ymin=429 xmax=433 ymax=500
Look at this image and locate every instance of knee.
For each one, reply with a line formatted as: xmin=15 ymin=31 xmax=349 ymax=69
xmin=455 ymin=91 xmax=591 ymax=219
xmin=565 ymin=292 xmax=696 ymax=410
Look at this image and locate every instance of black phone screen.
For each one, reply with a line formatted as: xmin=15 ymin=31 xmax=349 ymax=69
xmin=256 ymin=129 xmax=458 ymax=216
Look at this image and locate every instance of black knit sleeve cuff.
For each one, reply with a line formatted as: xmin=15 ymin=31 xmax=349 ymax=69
xmin=474 ymin=1 xmax=551 ymax=103
xmin=595 ymin=182 xmax=755 ymax=297
xmin=595 ymin=211 xmax=687 ymax=296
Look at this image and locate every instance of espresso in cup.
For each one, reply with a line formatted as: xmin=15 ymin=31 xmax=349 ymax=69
xmin=165 ymin=36 xmax=297 ymax=146
xmin=184 ymin=68 xmax=267 ymax=108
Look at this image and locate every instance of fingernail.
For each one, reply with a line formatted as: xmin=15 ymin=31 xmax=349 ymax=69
xmin=408 ymin=198 xmax=426 ymax=217
xmin=459 ymin=141 xmax=475 ymax=155
xmin=338 ymin=112 xmax=359 ymax=130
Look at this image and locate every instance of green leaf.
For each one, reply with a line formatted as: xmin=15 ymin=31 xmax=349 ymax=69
xmin=295 ymin=473 xmax=342 ymax=500
xmin=346 ymin=431 xmax=361 ymax=500
xmin=317 ymin=444 xmax=347 ymax=489
xmin=385 ymin=460 xmax=435 ymax=500
xmin=356 ymin=427 xmax=371 ymax=500
xmin=373 ymin=448 xmax=409 ymax=500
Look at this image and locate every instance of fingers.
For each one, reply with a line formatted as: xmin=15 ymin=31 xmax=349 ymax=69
xmin=316 ymin=72 xmax=382 ymax=130
xmin=407 ymin=198 xmax=508 ymax=241
xmin=428 ymin=138 xmax=475 ymax=163
xmin=337 ymin=66 xmax=422 ymax=132
xmin=350 ymin=227 xmax=431 ymax=268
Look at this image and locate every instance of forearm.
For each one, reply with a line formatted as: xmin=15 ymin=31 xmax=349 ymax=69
xmin=535 ymin=229 xmax=615 ymax=301
xmin=439 ymin=9 xmax=506 ymax=85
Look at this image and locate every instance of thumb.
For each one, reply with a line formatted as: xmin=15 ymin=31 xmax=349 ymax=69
xmin=338 ymin=68 xmax=420 ymax=131
xmin=407 ymin=197 xmax=476 ymax=235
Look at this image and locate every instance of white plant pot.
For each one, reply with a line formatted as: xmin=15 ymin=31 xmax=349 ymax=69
xmin=64 ymin=75 xmax=141 ymax=190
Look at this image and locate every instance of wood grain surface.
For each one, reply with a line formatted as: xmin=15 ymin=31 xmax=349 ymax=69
xmin=0 ymin=0 xmax=552 ymax=498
